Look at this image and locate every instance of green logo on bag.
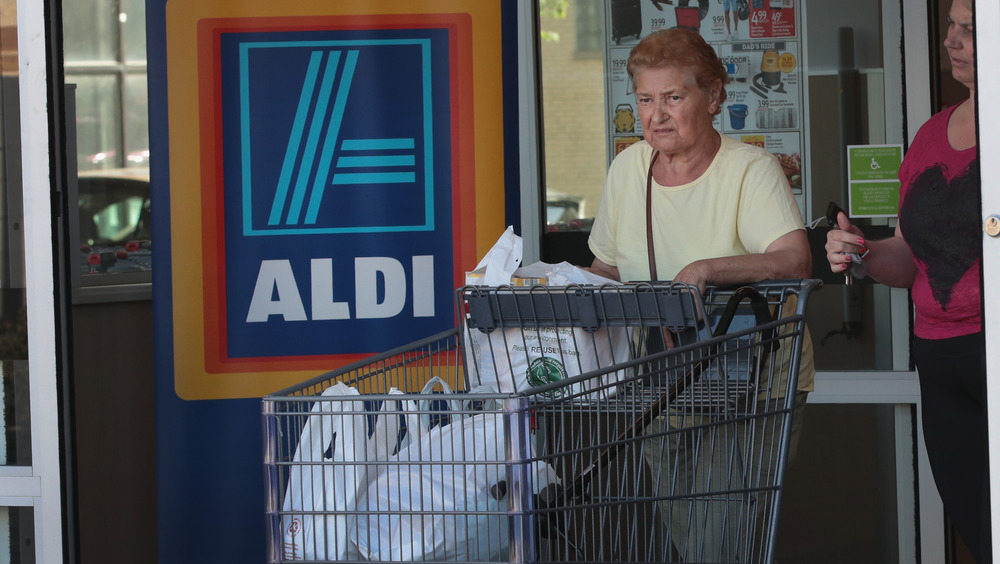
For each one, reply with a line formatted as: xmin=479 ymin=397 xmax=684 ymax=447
xmin=527 ymin=357 xmax=567 ymax=397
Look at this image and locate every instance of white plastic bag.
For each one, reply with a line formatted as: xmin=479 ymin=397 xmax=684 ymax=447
xmin=413 ymin=376 xmax=465 ymax=436
xmin=350 ymin=412 xmax=560 ymax=562
xmin=282 ymin=383 xmax=402 ymax=561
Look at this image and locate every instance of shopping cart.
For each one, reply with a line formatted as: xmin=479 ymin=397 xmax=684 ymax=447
xmin=262 ymin=278 xmax=820 ymax=564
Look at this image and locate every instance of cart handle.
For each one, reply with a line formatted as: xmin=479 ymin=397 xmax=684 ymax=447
xmin=714 ymin=285 xmax=780 ymax=352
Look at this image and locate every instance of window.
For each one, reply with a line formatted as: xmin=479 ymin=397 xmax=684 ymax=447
xmin=63 ymin=0 xmax=151 ymax=300
xmin=539 ymin=1 xmax=607 ymax=232
xmin=575 ymin=0 xmax=604 ymax=56
xmin=63 ymin=0 xmax=148 ymax=171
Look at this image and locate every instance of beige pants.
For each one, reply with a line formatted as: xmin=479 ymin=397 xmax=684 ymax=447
xmin=641 ymin=391 xmax=808 ymax=562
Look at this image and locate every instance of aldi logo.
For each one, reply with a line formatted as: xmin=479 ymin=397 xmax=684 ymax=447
xmin=239 ymin=40 xmax=436 ymax=235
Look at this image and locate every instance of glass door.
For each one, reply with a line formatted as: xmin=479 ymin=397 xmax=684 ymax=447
xmin=535 ymin=0 xmax=943 ymax=560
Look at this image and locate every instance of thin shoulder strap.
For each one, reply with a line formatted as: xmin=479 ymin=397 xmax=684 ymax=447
xmin=646 ymin=150 xmax=660 ymax=281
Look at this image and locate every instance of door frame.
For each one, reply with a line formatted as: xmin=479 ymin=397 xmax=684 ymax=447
xmin=11 ymin=0 xmax=66 ymax=562
xmin=973 ymin=0 xmax=1000 ymax=554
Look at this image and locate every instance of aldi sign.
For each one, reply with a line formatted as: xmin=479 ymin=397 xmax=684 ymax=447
xmin=219 ymin=30 xmax=454 ymax=362
xmin=160 ymin=7 xmax=506 ymax=399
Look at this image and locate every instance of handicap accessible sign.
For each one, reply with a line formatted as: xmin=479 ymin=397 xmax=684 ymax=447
xmin=846 ymin=144 xmax=904 ymax=217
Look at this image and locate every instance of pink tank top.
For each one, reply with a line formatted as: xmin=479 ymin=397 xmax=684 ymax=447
xmin=897 ymin=103 xmax=981 ymax=339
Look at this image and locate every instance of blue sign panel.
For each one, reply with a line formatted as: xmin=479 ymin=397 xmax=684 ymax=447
xmin=217 ymin=29 xmax=454 ymax=361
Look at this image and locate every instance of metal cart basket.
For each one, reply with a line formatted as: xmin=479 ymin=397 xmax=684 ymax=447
xmin=263 ymin=278 xmax=820 ymax=564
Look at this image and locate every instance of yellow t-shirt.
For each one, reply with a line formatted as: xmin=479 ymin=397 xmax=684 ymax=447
xmin=589 ymin=135 xmax=814 ymax=393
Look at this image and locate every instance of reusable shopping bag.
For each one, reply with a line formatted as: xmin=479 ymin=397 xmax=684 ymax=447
xmin=463 ymin=227 xmax=632 ymax=400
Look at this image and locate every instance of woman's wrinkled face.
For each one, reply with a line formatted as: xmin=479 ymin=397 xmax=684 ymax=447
xmin=634 ymin=65 xmax=720 ymax=157
xmin=944 ymin=0 xmax=975 ymax=90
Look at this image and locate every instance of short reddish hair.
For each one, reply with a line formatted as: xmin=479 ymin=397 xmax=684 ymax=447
xmin=627 ymin=29 xmax=729 ymax=114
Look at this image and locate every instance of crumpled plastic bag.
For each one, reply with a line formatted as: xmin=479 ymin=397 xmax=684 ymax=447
xmin=465 ymin=225 xmax=524 ymax=285
xmin=464 ymin=225 xmax=619 ymax=287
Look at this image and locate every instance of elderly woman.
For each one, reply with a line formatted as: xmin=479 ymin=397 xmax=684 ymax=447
xmin=588 ymin=29 xmax=814 ymax=560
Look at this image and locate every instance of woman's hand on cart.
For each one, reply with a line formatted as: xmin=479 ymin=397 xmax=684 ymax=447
xmin=673 ymin=262 xmax=710 ymax=299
